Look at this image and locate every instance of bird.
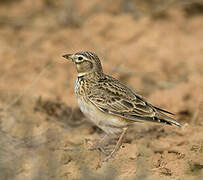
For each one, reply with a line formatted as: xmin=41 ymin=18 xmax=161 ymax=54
xmin=62 ymin=51 xmax=181 ymax=161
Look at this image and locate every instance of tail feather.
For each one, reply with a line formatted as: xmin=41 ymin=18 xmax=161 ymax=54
xmin=155 ymin=111 xmax=182 ymax=127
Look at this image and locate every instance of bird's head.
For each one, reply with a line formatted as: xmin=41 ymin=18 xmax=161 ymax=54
xmin=62 ymin=51 xmax=103 ymax=77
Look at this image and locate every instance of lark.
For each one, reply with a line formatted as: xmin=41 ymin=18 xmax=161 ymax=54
xmin=62 ymin=51 xmax=181 ymax=161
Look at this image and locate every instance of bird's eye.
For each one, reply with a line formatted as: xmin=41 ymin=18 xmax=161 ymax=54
xmin=78 ymin=56 xmax=83 ymax=60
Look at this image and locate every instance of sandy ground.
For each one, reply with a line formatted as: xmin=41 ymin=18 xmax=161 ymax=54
xmin=0 ymin=0 xmax=203 ymax=179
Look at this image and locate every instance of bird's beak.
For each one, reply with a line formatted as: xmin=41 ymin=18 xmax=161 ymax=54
xmin=62 ymin=54 xmax=74 ymax=62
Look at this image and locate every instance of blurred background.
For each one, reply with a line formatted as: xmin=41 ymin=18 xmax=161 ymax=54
xmin=0 ymin=0 xmax=203 ymax=179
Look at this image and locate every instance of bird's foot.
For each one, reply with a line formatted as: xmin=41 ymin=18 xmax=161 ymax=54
xmin=85 ymin=138 xmax=110 ymax=155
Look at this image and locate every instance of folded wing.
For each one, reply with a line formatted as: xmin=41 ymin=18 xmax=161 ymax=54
xmin=87 ymin=76 xmax=181 ymax=127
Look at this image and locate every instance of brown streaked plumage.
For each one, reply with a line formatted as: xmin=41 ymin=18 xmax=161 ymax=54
xmin=62 ymin=51 xmax=181 ymax=161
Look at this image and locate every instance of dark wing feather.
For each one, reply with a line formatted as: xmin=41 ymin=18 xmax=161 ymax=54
xmin=153 ymin=106 xmax=175 ymax=115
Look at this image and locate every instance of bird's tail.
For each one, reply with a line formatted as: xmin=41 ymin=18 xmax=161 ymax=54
xmin=155 ymin=111 xmax=182 ymax=127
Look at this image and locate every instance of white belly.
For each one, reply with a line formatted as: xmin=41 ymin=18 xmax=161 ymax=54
xmin=77 ymin=97 xmax=125 ymax=134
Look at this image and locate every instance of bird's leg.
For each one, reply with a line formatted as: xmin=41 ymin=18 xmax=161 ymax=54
xmin=88 ymin=134 xmax=109 ymax=155
xmin=96 ymin=134 xmax=110 ymax=155
xmin=104 ymin=127 xmax=128 ymax=162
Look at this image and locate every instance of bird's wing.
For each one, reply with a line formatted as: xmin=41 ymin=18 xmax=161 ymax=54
xmin=87 ymin=75 xmax=181 ymax=127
